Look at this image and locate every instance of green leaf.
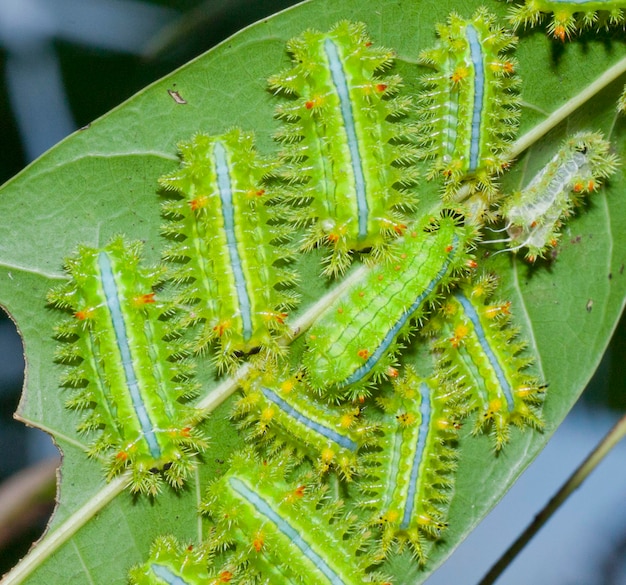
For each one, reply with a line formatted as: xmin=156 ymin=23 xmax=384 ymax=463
xmin=1 ymin=0 xmax=625 ymax=583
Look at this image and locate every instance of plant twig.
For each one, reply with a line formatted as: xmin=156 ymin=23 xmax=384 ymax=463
xmin=510 ymin=55 xmax=626 ymax=159
xmin=196 ymin=264 xmax=367 ymax=412
xmin=478 ymin=412 xmax=626 ymax=585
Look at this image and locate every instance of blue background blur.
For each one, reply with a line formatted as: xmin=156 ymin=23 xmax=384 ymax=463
xmin=0 ymin=1 xmax=624 ymax=582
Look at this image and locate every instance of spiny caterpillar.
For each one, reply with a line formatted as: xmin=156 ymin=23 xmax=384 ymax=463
xmin=128 ymin=535 xmax=230 ymax=584
xmin=493 ymin=131 xmax=619 ymax=262
xmin=47 ymin=238 xmax=208 ymax=495
xmin=303 ymin=212 xmax=476 ymax=399
xmin=232 ymin=368 xmax=376 ymax=479
xmin=201 ymin=451 xmax=391 ymax=584
xmin=434 ymin=274 xmax=544 ymax=450
xmin=417 ymin=8 xmax=520 ymax=205
xmin=507 ymin=0 xmax=626 ymax=41
xmin=159 ymin=127 xmax=298 ymax=371
xmin=269 ymin=20 xmax=419 ymax=276
xmin=362 ymin=368 xmax=460 ymax=563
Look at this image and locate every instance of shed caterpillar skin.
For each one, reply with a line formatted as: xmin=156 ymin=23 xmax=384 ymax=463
xmin=361 ymin=367 xmax=461 ymax=563
xmin=47 ymin=238 xmax=208 ymax=495
xmin=507 ymin=0 xmax=626 ymax=41
xmin=269 ymin=20 xmax=420 ymax=276
xmin=495 ymin=131 xmax=619 ymax=262
xmin=159 ymin=128 xmax=298 ymax=371
xmin=201 ymin=451 xmax=391 ymax=585
xmin=128 ymin=535 xmax=231 ymax=585
xmin=433 ymin=274 xmax=544 ymax=450
xmin=232 ymin=368 xmax=376 ymax=479
xmin=417 ymin=9 xmax=520 ymax=205
xmin=303 ymin=212 xmax=477 ymax=400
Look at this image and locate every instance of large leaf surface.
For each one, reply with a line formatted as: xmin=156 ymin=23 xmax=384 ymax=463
xmin=1 ymin=0 xmax=625 ymax=583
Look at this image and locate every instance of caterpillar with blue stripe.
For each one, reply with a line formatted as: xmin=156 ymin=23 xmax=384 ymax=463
xmin=507 ymin=0 xmax=626 ymax=40
xmin=128 ymin=535 xmax=229 ymax=584
xmin=433 ymin=274 xmax=544 ymax=450
xmin=159 ymin=128 xmax=298 ymax=371
xmin=417 ymin=9 xmax=520 ymax=208
xmin=269 ymin=20 xmax=419 ymax=276
xmin=232 ymin=368 xmax=376 ymax=479
xmin=47 ymin=238 xmax=208 ymax=495
xmin=361 ymin=367 xmax=461 ymax=563
xmin=202 ymin=451 xmax=391 ymax=584
xmin=303 ymin=211 xmax=477 ymax=400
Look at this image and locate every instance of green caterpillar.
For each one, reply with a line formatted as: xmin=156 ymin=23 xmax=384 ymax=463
xmin=417 ymin=9 xmax=520 ymax=208
xmin=269 ymin=20 xmax=419 ymax=276
xmin=202 ymin=451 xmax=391 ymax=584
xmin=433 ymin=274 xmax=544 ymax=450
xmin=159 ymin=128 xmax=298 ymax=371
xmin=362 ymin=367 xmax=461 ymax=563
xmin=48 ymin=238 xmax=207 ymax=495
xmin=304 ymin=212 xmax=476 ymax=399
xmin=232 ymin=368 xmax=376 ymax=479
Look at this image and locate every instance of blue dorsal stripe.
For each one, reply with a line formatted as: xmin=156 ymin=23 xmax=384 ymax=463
xmin=229 ymin=477 xmax=345 ymax=584
xmin=466 ymin=24 xmax=484 ymax=173
xmin=342 ymin=234 xmax=459 ymax=387
xmin=213 ymin=140 xmax=253 ymax=341
xmin=260 ymin=386 xmax=358 ymax=451
xmin=382 ymin=423 xmax=404 ymax=510
xmin=401 ymin=381 xmax=432 ymax=529
xmin=323 ymin=37 xmax=369 ymax=241
xmin=97 ymin=252 xmax=161 ymax=459
xmin=456 ymin=293 xmax=514 ymax=411
xmin=151 ymin=564 xmax=190 ymax=585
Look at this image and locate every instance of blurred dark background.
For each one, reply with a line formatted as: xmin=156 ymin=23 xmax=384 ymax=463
xmin=0 ymin=1 xmax=624 ymax=582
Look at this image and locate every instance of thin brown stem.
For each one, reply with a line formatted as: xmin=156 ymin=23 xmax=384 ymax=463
xmin=478 ymin=412 xmax=626 ymax=585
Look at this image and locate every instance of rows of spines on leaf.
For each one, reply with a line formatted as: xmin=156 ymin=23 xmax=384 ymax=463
xmin=120 ymin=219 xmax=540 ymax=573
xmin=44 ymin=7 xmax=625 ymax=582
xmin=47 ymin=15 xmax=428 ymax=499
xmin=124 ymin=6 xmax=621 ymax=575
xmin=125 ymin=265 xmax=544 ymax=580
